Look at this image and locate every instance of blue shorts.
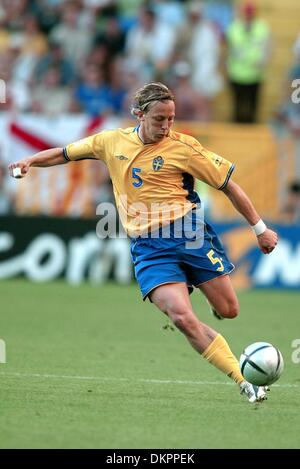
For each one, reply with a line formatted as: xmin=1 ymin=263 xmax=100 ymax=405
xmin=130 ymin=210 xmax=234 ymax=300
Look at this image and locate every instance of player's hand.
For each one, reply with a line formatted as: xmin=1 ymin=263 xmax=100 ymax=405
xmin=257 ymin=228 xmax=278 ymax=254
xmin=8 ymin=159 xmax=30 ymax=178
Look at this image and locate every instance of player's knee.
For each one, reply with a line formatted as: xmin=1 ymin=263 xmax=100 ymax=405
xmin=167 ymin=305 xmax=197 ymax=332
xmin=221 ymin=300 xmax=239 ymax=319
xmin=173 ymin=314 xmax=197 ymax=333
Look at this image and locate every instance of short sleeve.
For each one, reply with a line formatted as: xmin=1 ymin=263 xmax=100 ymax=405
xmin=63 ymin=132 xmax=106 ymax=162
xmin=186 ymin=142 xmax=235 ymax=190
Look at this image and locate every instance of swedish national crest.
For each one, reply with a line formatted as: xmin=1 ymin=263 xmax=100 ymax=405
xmin=152 ymin=156 xmax=164 ymax=171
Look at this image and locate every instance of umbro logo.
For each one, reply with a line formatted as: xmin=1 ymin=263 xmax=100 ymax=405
xmin=115 ymin=155 xmax=128 ymax=160
xmin=213 ymin=155 xmax=223 ymax=166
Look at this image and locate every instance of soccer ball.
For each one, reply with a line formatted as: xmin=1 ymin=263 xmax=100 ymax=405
xmin=239 ymin=342 xmax=284 ymax=386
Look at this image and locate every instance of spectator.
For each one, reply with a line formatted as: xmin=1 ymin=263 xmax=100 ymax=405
xmin=34 ymin=39 xmax=76 ymax=86
xmin=171 ymin=60 xmax=211 ymax=121
xmin=0 ymin=49 xmax=31 ymax=111
xmin=174 ymin=1 xmax=223 ymax=114
xmin=86 ymin=44 xmax=109 ymax=74
xmin=73 ymin=63 xmax=111 ymax=117
xmin=124 ymin=5 xmax=176 ymax=82
xmin=94 ymin=16 xmax=126 ymax=58
xmin=281 ymin=181 xmax=300 ymax=223
xmin=105 ymin=57 xmax=128 ymax=115
xmin=9 ymin=15 xmax=48 ymax=85
xmin=2 ymin=0 xmax=28 ymax=32
xmin=49 ymin=1 xmax=93 ymax=67
xmin=226 ymin=1 xmax=271 ymax=123
xmin=117 ymin=0 xmax=143 ymax=32
xmin=20 ymin=14 xmax=48 ymax=57
xmin=0 ymin=11 xmax=10 ymax=52
xmin=29 ymin=0 xmax=61 ymax=35
xmin=31 ymin=66 xmax=72 ymax=115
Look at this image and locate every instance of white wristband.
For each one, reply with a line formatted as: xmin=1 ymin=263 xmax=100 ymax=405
xmin=251 ymin=219 xmax=267 ymax=236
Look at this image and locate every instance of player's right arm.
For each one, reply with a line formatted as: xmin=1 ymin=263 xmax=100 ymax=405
xmin=8 ymin=147 xmax=67 ymax=178
xmin=8 ymin=132 xmax=105 ymax=178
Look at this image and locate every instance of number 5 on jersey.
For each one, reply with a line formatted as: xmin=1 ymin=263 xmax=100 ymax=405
xmin=132 ymin=167 xmax=143 ymax=187
xmin=207 ymin=249 xmax=224 ymax=272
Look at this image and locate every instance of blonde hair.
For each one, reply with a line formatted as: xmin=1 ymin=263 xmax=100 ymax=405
xmin=131 ymin=82 xmax=175 ymax=117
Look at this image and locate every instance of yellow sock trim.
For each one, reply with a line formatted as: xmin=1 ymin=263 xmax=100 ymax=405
xmin=202 ymin=334 xmax=244 ymax=385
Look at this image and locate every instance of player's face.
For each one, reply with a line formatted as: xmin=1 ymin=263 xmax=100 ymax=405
xmin=139 ymin=100 xmax=175 ymax=144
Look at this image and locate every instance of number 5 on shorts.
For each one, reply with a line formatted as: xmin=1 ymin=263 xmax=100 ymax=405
xmin=207 ymin=249 xmax=224 ymax=272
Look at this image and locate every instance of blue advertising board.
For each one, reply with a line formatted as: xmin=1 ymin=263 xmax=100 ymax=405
xmin=0 ymin=216 xmax=299 ymax=289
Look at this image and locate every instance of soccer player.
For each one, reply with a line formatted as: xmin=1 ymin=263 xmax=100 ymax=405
xmin=9 ymin=82 xmax=278 ymax=403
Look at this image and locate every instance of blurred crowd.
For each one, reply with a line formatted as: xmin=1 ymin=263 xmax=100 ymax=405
xmin=0 ymin=0 xmax=300 ymax=223
xmin=0 ymin=0 xmax=270 ymax=121
xmin=1 ymin=0 xmax=299 ymax=122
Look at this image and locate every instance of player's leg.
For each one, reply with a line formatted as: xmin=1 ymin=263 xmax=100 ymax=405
xmin=182 ymin=216 xmax=238 ymax=320
xmin=197 ymin=274 xmax=240 ymax=319
xmin=150 ymin=281 xmax=218 ymax=353
xmin=149 ymin=282 xmax=244 ymax=382
xmin=149 ymin=281 xmax=267 ymax=402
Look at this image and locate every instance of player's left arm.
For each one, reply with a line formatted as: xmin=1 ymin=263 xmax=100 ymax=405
xmin=222 ymin=179 xmax=278 ymax=254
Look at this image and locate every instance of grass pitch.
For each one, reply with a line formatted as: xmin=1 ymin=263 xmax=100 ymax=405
xmin=0 ymin=279 xmax=299 ymax=449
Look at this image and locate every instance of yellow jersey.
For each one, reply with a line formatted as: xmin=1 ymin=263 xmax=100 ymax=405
xmin=64 ymin=127 xmax=234 ymax=237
